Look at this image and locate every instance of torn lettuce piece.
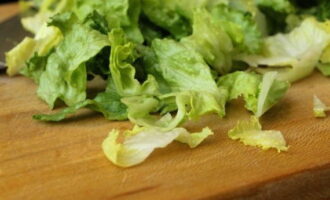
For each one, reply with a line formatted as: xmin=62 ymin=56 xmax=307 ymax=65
xmin=313 ymin=95 xmax=329 ymax=118
xmin=218 ymin=71 xmax=261 ymax=111
xmin=6 ymin=24 xmax=63 ymax=76
xmin=218 ymin=71 xmax=289 ymax=117
xmin=20 ymin=52 xmax=50 ymax=84
xmin=317 ymin=63 xmax=330 ymax=76
xmin=255 ymin=0 xmax=295 ymax=13
xmin=210 ymin=4 xmax=262 ymax=54
xmin=239 ymin=18 xmax=330 ymax=82
xmin=102 ymin=126 xmax=213 ymax=167
xmin=141 ymin=0 xmax=192 ymax=39
xmin=256 ymin=71 xmax=289 ymax=117
xmin=74 ymin=0 xmax=144 ymax=43
xmin=37 ymin=12 xmax=109 ymax=108
xmin=6 ymin=37 xmax=37 ymax=76
xmin=88 ymin=80 xmax=128 ymax=120
xmin=108 ymin=29 xmax=159 ymax=97
xmin=227 ymin=0 xmax=268 ymax=38
xmin=21 ymin=0 xmax=74 ymax=34
xmin=34 ymin=79 xmax=128 ymax=121
xmin=181 ymin=9 xmax=233 ymax=74
xmin=33 ymin=100 xmax=94 ymax=121
xmin=150 ymin=38 xmax=219 ymax=94
xmin=255 ymin=0 xmax=295 ymax=34
xmin=228 ymin=116 xmax=288 ymax=152
xmin=122 ymin=90 xmax=226 ymax=131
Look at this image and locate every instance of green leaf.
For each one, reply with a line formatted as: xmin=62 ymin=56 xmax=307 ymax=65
xmin=141 ymin=0 xmax=192 ymax=39
xmin=90 ymin=80 xmax=128 ymax=120
xmin=6 ymin=37 xmax=37 ymax=76
xmin=74 ymin=0 xmax=143 ymax=43
xmin=83 ymin=10 xmax=110 ymax=35
xmin=37 ymin=12 xmax=109 ymax=108
xmin=20 ymin=52 xmax=50 ymax=84
xmin=139 ymin=16 xmax=168 ymax=45
xmin=218 ymin=71 xmax=261 ymax=110
xmin=6 ymin=24 xmax=63 ymax=76
xmin=108 ymin=29 xmax=159 ymax=97
xmin=150 ymin=38 xmax=219 ymax=94
xmin=181 ymin=9 xmax=233 ymax=74
xmin=102 ymin=126 xmax=213 ymax=167
xmin=218 ymin=71 xmax=289 ymax=116
xmin=239 ymin=18 xmax=330 ymax=82
xmin=21 ymin=0 xmax=74 ymax=34
xmin=34 ymin=79 xmax=128 ymax=121
xmin=256 ymin=72 xmax=289 ymax=117
xmin=313 ymin=95 xmax=329 ymax=118
xmin=228 ymin=116 xmax=288 ymax=152
xmin=317 ymin=63 xmax=330 ymax=76
xmin=33 ymin=100 xmax=93 ymax=121
xmin=210 ymin=4 xmax=262 ymax=54
xmin=255 ymin=0 xmax=295 ymax=34
xmin=255 ymin=0 xmax=295 ymax=13
xmin=122 ymin=90 xmax=226 ymax=131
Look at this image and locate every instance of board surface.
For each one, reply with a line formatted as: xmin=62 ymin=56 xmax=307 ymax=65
xmin=0 ymin=72 xmax=330 ymax=200
xmin=0 ymin=4 xmax=330 ymax=200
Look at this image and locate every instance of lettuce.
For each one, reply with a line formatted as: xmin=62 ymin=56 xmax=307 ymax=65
xmin=33 ymin=79 xmax=128 ymax=121
xmin=37 ymin=13 xmax=109 ymax=108
xmin=102 ymin=126 xmax=213 ymax=167
xmin=210 ymin=4 xmax=262 ymax=54
xmin=239 ymin=18 xmax=330 ymax=82
xmin=218 ymin=71 xmax=289 ymax=116
xmin=255 ymin=0 xmax=295 ymax=13
xmin=313 ymin=95 xmax=329 ymax=118
xmin=228 ymin=116 xmax=288 ymax=152
xmin=141 ymin=0 xmax=192 ymax=39
xmin=108 ymin=29 xmax=159 ymax=97
xmin=122 ymin=91 xmax=225 ymax=131
xmin=150 ymin=38 xmax=219 ymax=94
xmin=6 ymin=37 xmax=37 ymax=76
xmin=181 ymin=9 xmax=233 ymax=74
xmin=11 ymin=0 xmax=324 ymax=168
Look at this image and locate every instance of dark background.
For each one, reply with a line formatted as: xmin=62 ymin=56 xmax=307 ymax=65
xmin=1 ymin=0 xmax=18 ymax=4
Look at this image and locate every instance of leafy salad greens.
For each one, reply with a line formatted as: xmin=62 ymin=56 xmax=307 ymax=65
xmin=5 ymin=0 xmax=330 ymax=167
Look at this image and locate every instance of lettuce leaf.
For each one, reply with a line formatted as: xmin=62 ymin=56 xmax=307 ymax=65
xmin=6 ymin=22 xmax=63 ymax=76
xmin=141 ymin=0 xmax=192 ymax=39
xmin=317 ymin=63 xmax=330 ymax=76
xmin=313 ymin=95 xmax=329 ymax=118
xmin=218 ymin=71 xmax=289 ymax=116
xmin=108 ymin=29 xmax=159 ymax=97
xmin=6 ymin=37 xmax=37 ymax=76
xmin=255 ymin=0 xmax=295 ymax=13
xmin=228 ymin=116 xmax=288 ymax=152
xmin=37 ymin=12 xmax=109 ymax=108
xmin=150 ymin=38 xmax=219 ymax=94
xmin=122 ymin=90 xmax=226 ymax=131
xmin=102 ymin=126 xmax=213 ymax=167
xmin=74 ymin=0 xmax=143 ymax=43
xmin=181 ymin=9 xmax=233 ymax=74
xmin=20 ymin=52 xmax=49 ymax=83
xmin=34 ymin=79 xmax=128 ymax=121
xmin=255 ymin=0 xmax=295 ymax=34
xmin=239 ymin=18 xmax=330 ymax=82
xmin=210 ymin=4 xmax=262 ymax=54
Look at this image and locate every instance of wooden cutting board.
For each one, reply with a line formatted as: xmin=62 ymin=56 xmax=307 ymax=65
xmin=0 ymin=4 xmax=330 ymax=200
xmin=1 ymin=71 xmax=330 ymax=200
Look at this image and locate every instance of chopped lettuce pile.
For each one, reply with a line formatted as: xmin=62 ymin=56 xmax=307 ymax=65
xmin=5 ymin=0 xmax=330 ymax=167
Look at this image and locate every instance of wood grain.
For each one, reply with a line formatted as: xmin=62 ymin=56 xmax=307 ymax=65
xmin=0 ymin=3 xmax=19 ymax=23
xmin=0 ymin=72 xmax=329 ymax=200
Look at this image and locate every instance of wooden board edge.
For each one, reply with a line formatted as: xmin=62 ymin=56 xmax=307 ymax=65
xmin=203 ymin=163 xmax=330 ymax=200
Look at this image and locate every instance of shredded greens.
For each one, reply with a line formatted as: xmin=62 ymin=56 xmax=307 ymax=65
xmin=6 ymin=0 xmax=330 ymax=167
